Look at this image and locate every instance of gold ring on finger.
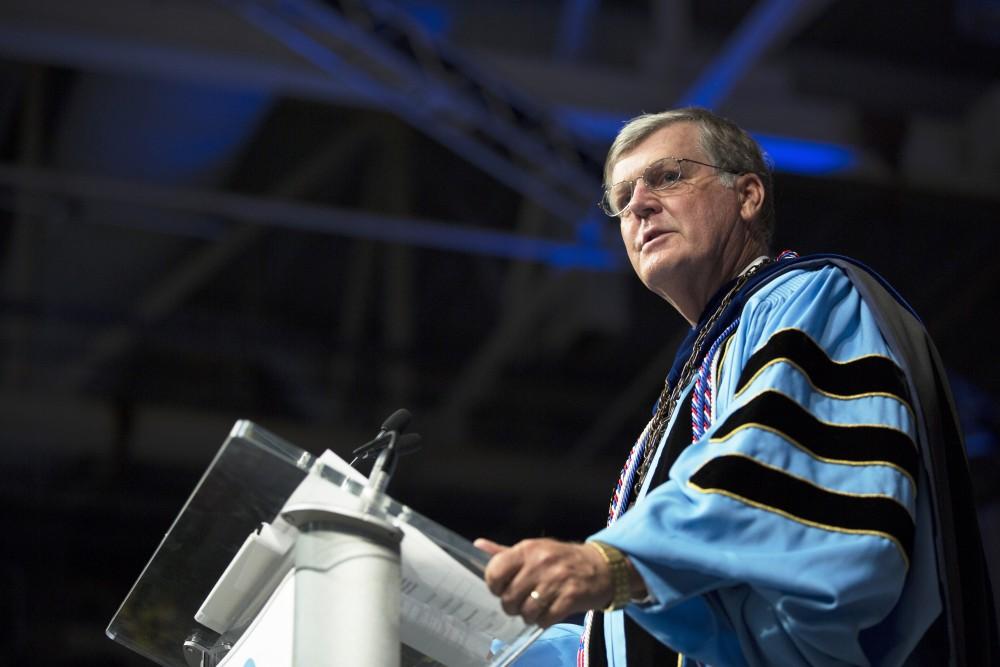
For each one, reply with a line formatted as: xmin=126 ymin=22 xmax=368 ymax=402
xmin=529 ymin=590 xmax=550 ymax=607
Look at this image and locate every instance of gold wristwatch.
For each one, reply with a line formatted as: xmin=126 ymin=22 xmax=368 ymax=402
xmin=587 ymin=540 xmax=632 ymax=612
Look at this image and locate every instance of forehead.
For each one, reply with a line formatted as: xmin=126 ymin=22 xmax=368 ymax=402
xmin=610 ymin=122 xmax=702 ymax=184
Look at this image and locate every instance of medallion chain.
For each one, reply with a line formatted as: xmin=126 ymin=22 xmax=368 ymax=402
xmin=629 ymin=258 xmax=772 ymax=502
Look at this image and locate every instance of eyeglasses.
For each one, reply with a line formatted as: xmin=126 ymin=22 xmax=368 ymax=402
xmin=599 ymin=157 xmax=739 ymax=218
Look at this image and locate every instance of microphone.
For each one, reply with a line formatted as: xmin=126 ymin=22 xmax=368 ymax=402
xmin=351 ymin=432 xmax=422 ymax=464
xmin=351 ymin=409 xmax=412 ymax=461
xmin=380 ymin=408 xmax=412 ymax=434
xmin=359 ymin=408 xmax=418 ymax=511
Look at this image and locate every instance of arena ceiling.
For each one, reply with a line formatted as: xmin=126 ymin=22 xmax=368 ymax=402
xmin=0 ymin=1 xmax=998 ymax=663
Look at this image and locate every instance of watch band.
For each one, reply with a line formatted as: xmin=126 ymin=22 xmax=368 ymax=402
xmin=587 ymin=540 xmax=631 ymax=612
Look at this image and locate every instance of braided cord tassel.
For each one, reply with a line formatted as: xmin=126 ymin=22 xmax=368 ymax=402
xmin=691 ymin=372 xmax=707 ymax=441
xmin=691 ymin=319 xmax=740 ymax=441
xmin=577 ymin=620 xmax=590 ymax=667
xmin=578 ymin=419 xmax=654 ymax=664
xmin=690 ymin=251 xmax=797 ymax=441
xmin=578 ymin=250 xmax=800 ymax=666
xmin=607 ymin=421 xmax=653 ymax=522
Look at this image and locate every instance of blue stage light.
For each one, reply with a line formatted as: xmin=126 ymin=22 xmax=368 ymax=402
xmin=754 ymin=134 xmax=858 ymax=175
xmin=394 ymin=0 xmax=452 ymax=37
xmin=556 ymin=108 xmax=858 ymax=176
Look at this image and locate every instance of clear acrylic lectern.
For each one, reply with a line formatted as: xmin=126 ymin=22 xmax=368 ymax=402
xmin=107 ymin=420 xmax=542 ymax=667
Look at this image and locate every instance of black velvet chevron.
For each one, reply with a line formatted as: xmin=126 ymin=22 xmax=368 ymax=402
xmin=735 ymin=328 xmax=910 ymax=401
xmin=646 ymin=391 xmax=695 ymax=493
xmin=711 ymin=390 xmax=918 ymax=482
xmin=689 ymin=454 xmax=915 ymax=561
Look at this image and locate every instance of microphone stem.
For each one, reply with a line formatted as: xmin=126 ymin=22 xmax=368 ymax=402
xmin=361 ymin=431 xmax=397 ymax=514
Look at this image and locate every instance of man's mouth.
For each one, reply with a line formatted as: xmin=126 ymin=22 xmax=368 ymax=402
xmin=639 ymin=228 xmax=672 ymax=250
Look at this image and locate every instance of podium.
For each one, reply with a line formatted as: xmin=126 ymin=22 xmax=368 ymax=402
xmin=107 ymin=420 xmax=542 ymax=666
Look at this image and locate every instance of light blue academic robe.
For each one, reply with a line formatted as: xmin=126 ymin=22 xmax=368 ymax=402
xmin=520 ymin=265 xmax=942 ymax=666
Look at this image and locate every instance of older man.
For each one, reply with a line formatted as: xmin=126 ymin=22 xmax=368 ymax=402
xmin=475 ymin=108 xmax=996 ymax=665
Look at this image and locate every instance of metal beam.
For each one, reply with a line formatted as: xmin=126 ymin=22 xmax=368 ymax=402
xmin=431 ymin=271 xmax=575 ymax=442
xmin=0 ymin=7 xmax=363 ymax=103
xmin=1 ymin=67 xmax=44 ymax=389
xmin=678 ymin=0 xmax=834 ymax=108
xmin=0 ymin=389 xmax=617 ymax=504
xmin=371 ymin=122 xmax=417 ymax=412
xmin=38 ymin=126 xmax=377 ymax=390
xmin=566 ymin=328 xmax=687 ymax=464
xmin=223 ymin=0 xmax=602 ymax=228
xmin=554 ymin=0 xmax=600 ymax=62
xmin=0 ymin=164 xmax=620 ymax=270
xmin=2 ymin=1 xmax=990 ymax=197
xmin=642 ymin=0 xmax=691 ymax=78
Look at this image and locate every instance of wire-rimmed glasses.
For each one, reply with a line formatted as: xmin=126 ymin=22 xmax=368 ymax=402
xmin=599 ymin=157 xmax=739 ymax=218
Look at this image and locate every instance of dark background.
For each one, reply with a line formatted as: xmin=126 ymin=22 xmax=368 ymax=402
xmin=0 ymin=0 xmax=997 ymax=664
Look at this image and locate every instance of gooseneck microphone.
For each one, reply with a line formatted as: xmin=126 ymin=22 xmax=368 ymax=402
xmin=358 ymin=408 xmax=420 ymax=510
xmin=380 ymin=408 xmax=412 ymax=434
xmin=351 ymin=433 xmax=422 ymax=465
xmin=350 ymin=408 xmax=423 ymax=466
xmin=351 ymin=409 xmax=412 ymax=464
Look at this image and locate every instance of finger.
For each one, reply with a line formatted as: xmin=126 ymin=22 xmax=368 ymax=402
xmin=473 ymin=538 xmax=508 ymax=555
xmin=498 ymin=539 xmax=561 ymax=618
xmin=497 ymin=572 xmax=529 ymax=616
xmin=481 ymin=544 xmax=524 ymax=598
xmin=520 ymin=589 xmax=555 ymax=626
xmin=518 ymin=543 xmax=602 ymax=626
xmin=536 ymin=594 xmax=573 ymax=629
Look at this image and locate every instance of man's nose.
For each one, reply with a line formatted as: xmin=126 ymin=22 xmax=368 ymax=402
xmin=629 ymin=179 xmax=661 ymax=219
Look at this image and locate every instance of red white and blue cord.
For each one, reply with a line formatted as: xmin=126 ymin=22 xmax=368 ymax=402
xmin=576 ymin=250 xmax=798 ymax=666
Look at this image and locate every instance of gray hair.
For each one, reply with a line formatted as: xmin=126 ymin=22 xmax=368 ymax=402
xmin=604 ymin=107 xmax=775 ymax=250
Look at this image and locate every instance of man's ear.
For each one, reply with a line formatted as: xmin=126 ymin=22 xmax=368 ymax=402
xmin=737 ymin=172 xmax=765 ymax=223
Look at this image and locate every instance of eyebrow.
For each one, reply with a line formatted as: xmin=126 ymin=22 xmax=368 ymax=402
xmin=611 ymin=155 xmax=681 ymax=185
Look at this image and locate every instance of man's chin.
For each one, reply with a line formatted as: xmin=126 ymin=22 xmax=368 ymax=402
xmin=639 ymin=260 xmax=683 ymax=295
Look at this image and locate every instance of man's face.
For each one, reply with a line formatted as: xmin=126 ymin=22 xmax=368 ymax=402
xmin=610 ymin=122 xmax=748 ymax=303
